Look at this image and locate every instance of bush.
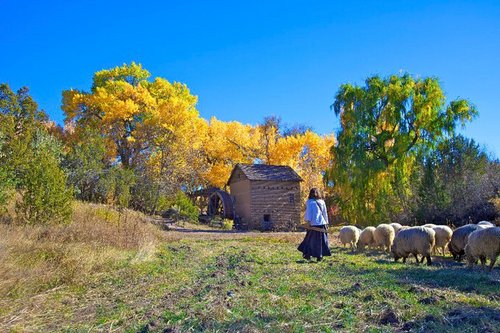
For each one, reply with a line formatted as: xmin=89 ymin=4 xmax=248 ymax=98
xmin=222 ymin=219 xmax=234 ymax=230
xmin=63 ymin=127 xmax=109 ymax=202
xmin=97 ymin=166 xmax=136 ymax=208
xmin=171 ymin=191 xmax=199 ymax=222
xmin=15 ymin=132 xmax=73 ymax=225
xmin=0 ymin=132 xmax=14 ymax=208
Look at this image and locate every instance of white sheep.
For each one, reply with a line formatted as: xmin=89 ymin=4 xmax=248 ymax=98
xmin=339 ymin=226 xmax=361 ymax=250
xmin=390 ymin=223 xmax=403 ymax=234
xmin=391 ymin=226 xmax=436 ymax=266
xmin=431 ymin=225 xmax=453 ymax=256
xmin=477 ymin=221 xmax=495 ymax=228
xmin=448 ymin=224 xmax=481 ymax=261
xmin=464 ymin=227 xmax=500 ymax=271
xmin=422 ymin=223 xmax=436 ymax=228
xmin=374 ymin=224 xmax=395 ymax=252
xmin=357 ymin=226 xmax=376 ymax=251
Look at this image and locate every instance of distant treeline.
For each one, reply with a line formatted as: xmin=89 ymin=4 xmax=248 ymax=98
xmin=0 ymin=65 xmax=498 ymax=226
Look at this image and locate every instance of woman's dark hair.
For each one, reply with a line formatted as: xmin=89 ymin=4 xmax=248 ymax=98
xmin=308 ymin=188 xmax=321 ymax=200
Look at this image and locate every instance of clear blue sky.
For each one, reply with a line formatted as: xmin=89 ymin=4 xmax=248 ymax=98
xmin=1 ymin=0 xmax=499 ymax=157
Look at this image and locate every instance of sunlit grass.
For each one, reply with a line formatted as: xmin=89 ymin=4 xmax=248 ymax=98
xmin=1 ymin=213 xmax=499 ymax=332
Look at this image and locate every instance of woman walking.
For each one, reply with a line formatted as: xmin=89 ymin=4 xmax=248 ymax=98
xmin=298 ymin=188 xmax=331 ymax=262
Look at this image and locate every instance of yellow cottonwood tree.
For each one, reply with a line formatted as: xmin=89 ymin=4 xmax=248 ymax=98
xmin=201 ymin=117 xmax=260 ymax=188
xmin=63 ymin=63 xmax=207 ymax=212
xmin=62 ymin=63 xmax=202 ymax=170
xmin=270 ymin=131 xmax=335 ymax=200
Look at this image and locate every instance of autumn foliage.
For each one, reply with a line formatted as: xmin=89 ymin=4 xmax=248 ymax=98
xmin=1 ymin=64 xmax=497 ymax=227
xmin=60 ymin=63 xmax=334 ymax=215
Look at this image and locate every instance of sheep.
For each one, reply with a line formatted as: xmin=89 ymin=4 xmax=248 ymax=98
xmin=464 ymin=227 xmax=500 ymax=271
xmin=477 ymin=221 xmax=495 ymax=228
xmin=374 ymin=224 xmax=395 ymax=252
xmin=448 ymin=224 xmax=481 ymax=261
xmin=391 ymin=226 xmax=436 ymax=265
xmin=422 ymin=223 xmax=436 ymax=228
xmin=339 ymin=226 xmax=361 ymax=250
xmin=431 ymin=225 xmax=453 ymax=256
xmin=357 ymin=226 xmax=376 ymax=251
xmin=390 ymin=223 xmax=403 ymax=234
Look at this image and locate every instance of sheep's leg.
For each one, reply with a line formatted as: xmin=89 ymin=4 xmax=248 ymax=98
xmin=425 ymin=255 xmax=432 ymax=266
xmin=488 ymin=257 xmax=497 ymax=272
xmin=402 ymin=257 xmax=407 ymax=263
xmin=480 ymin=257 xmax=486 ymax=269
xmin=467 ymin=257 xmax=475 ymax=269
xmin=413 ymin=253 xmax=419 ymax=264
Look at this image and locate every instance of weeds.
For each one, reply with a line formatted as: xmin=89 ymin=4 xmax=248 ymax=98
xmin=0 ymin=215 xmax=499 ymax=332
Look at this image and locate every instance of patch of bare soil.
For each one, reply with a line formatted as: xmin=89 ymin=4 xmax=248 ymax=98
xmin=161 ymin=222 xmax=307 ymax=243
xmin=398 ymin=306 xmax=500 ymax=332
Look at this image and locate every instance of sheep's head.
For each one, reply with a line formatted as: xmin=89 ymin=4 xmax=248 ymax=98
xmin=464 ymin=244 xmax=474 ymax=264
xmin=448 ymin=242 xmax=458 ymax=258
xmin=391 ymin=243 xmax=400 ymax=261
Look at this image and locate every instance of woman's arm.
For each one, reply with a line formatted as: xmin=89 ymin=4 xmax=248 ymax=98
xmin=304 ymin=200 xmax=312 ymax=225
xmin=321 ymin=200 xmax=329 ymax=225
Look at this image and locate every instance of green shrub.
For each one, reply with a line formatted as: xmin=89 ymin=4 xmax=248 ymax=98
xmin=171 ymin=191 xmax=198 ymax=222
xmin=0 ymin=132 xmax=14 ymax=207
xmin=63 ymin=127 xmax=109 ymax=203
xmin=16 ymin=132 xmax=73 ymax=225
xmin=97 ymin=166 xmax=136 ymax=208
xmin=222 ymin=219 xmax=233 ymax=230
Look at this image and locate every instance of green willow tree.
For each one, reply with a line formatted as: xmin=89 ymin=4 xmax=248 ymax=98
xmin=326 ymin=74 xmax=477 ymax=225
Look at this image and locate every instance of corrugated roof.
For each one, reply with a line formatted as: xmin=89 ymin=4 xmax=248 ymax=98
xmin=228 ymin=163 xmax=303 ymax=184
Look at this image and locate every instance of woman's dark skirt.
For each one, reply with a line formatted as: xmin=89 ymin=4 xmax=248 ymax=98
xmin=297 ymin=225 xmax=332 ymax=259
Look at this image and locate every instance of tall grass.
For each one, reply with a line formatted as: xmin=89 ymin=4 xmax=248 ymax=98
xmin=0 ymin=201 xmax=163 ymax=299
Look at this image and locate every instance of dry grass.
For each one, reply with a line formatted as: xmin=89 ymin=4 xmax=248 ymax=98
xmin=1 ymin=210 xmax=498 ymax=332
xmin=0 ymin=201 xmax=163 ymax=300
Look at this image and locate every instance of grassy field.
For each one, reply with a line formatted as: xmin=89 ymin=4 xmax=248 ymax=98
xmin=1 ymin=206 xmax=499 ymax=332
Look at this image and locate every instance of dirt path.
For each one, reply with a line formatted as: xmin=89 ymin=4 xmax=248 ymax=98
xmin=158 ymin=221 xmax=348 ymax=247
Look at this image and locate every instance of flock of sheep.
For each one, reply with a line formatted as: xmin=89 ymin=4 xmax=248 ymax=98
xmin=338 ymin=221 xmax=500 ymax=271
